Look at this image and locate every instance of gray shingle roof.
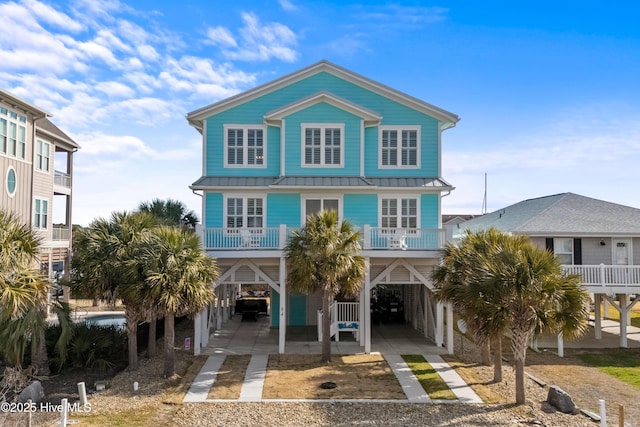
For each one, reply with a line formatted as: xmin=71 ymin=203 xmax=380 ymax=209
xmin=191 ymin=176 xmax=453 ymax=190
xmin=36 ymin=118 xmax=80 ymax=149
xmin=459 ymin=193 xmax=640 ymax=235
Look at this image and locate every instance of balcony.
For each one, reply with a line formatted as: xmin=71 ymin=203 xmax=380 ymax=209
xmin=52 ymin=225 xmax=71 ymax=241
xmin=563 ymin=264 xmax=640 ymax=293
xmin=54 ymin=171 xmax=71 ymax=188
xmin=200 ymin=225 xmax=444 ymax=252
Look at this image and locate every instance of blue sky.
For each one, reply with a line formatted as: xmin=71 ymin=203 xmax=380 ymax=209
xmin=2 ymin=0 xmax=639 ymax=225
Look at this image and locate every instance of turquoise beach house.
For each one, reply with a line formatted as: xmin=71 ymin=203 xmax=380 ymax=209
xmin=186 ymin=60 xmax=459 ymax=355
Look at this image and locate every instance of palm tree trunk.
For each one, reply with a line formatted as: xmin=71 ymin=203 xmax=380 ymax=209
xmin=147 ymin=315 xmax=156 ymax=358
xmin=480 ymin=340 xmax=491 ymax=366
xmin=321 ymin=292 xmax=332 ymax=363
xmin=492 ymin=334 xmax=502 ymax=382
xmin=125 ymin=306 xmax=138 ymax=370
xmin=30 ymin=327 xmax=50 ymax=376
xmin=163 ymin=312 xmax=175 ymax=378
xmin=511 ymin=327 xmax=530 ymax=405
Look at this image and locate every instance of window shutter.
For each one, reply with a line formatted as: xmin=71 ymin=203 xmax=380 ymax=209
xmin=545 ymin=238 xmax=554 ymax=252
xmin=573 ymin=238 xmax=582 ymax=265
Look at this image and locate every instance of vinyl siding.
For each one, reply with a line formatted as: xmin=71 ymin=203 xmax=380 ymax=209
xmin=0 ymin=157 xmax=32 ymax=225
xmin=204 ymin=71 xmax=441 ymax=178
xmin=420 ymin=194 xmax=439 ymax=228
xmin=266 ymin=193 xmax=301 ymax=227
xmin=204 ymin=192 xmax=223 ymax=228
xmin=344 ymin=194 xmax=378 ymax=227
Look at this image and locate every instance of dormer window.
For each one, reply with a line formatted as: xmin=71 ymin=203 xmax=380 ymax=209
xmin=224 ymin=125 xmax=266 ymax=167
xmin=379 ymin=126 xmax=420 ymax=168
xmin=301 ymin=123 xmax=343 ymax=167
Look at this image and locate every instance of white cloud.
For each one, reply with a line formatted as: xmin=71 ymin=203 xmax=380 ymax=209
xmin=278 ymin=0 xmax=298 ymax=12
xmin=207 ymin=12 xmax=298 ymax=62
xmin=95 ymin=81 xmax=136 ymax=98
xmin=24 ymin=0 xmax=84 ymax=32
xmin=75 ymin=131 xmax=155 ymax=156
xmin=206 ymin=26 xmax=237 ymax=47
xmin=137 ymin=44 xmax=160 ymax=61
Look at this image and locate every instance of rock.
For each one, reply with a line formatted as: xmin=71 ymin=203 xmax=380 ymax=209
xmin=546 ymin=385 xmax=576 ymax=414
xmin=18 ymin=380 xmax=44 ymax=404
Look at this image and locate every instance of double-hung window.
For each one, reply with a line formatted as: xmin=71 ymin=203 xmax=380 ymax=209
xmin=36 ymin=139 xmax=51 ymax=172
xmin=553 ymin=238 xmax=573 ymax=265
xmin=34 ymin=198 xmax=49 ymax=229
xmin=224 ymin=125 xmax=266 ymax=167
xmin=1 ymin=108 xmax=27 ymax=159
xmin=379 ymin=126 xmax=420 ymax=168
xmin=380 ymin=197 xmax=418 ymax=234
xmin=302 ymin=124 xmax=343 ymax=167
xmin=225 ymin=196 xmax=265 ymax=231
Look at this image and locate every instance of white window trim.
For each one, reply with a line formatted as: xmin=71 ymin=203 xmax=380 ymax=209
xmin=378 ymin=195 xmax=420 ymax=235
xmin=33 ymin=197 xmax=49 ymax=229
xmin=300 ymin=123 xmax=344 ymax=168
xmin=35 ymin=138 xmax=52 ymax=173
xmin=223 ymin=194 xmax=266 ymax=235
xmin=5 ymin=165 xmax=16 ymax=198
xmin=553 ymin=238 xmax=574 ymax=265
xmin=223 ymin=124 xmax=267 ymax=168
xmin=378 ymin=125 xmax=421 ymax=169
xmin=0 ymin=107 xmax=27 ymax=160
xmin=301 ymin=194 xmax=343 ymax=224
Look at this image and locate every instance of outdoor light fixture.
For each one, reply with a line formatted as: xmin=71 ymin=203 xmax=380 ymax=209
xmin=600 ymin=240 xmax=606 ymax=246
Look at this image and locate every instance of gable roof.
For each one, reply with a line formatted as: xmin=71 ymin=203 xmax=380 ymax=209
xmin=0 ymin=88 xmax=49 ymax=117
xmin=187 ymin=60 xmax=459 ymax=130
xmin=36 ymin=117 xmax=80 ymax=149
xmin=459 ymin=193 xmax=640 ymax=236
xmin=264 ymin=91 xmax=381 ymax=126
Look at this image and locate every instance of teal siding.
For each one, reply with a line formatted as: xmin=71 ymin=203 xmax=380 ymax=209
xmin=204 ymin=71 xmax=441 ymax=178
xmin=344 ymin=194 xmax=378 ymax=227
xmin=284 ymin=102 xmax=360 ymax=176
xmin=420 ymin=194 xmax=439 ymax=228
xmin=204 ymin=193 xmax=223 ymax=227
xmin=267 ymin=193 xmax=301 ymax=227
xmin=289 ymin=293 xmax=307 ymax=326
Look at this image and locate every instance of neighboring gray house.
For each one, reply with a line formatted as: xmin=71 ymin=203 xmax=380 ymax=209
xmin=457 ymin=192 xmax=640 ymax=348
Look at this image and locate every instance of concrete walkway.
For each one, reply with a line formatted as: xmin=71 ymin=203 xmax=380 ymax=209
xmin=184 ymin=353 xmax=481 ymax=404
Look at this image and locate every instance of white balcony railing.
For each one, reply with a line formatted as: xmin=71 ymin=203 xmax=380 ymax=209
xmin=54 ymin=171 xmax=71 ymax=188
xmin=563 ymin=264 xmax=640 ymax=287
xmin=200 ymin=225 xmax=444 ymax=251
xmin=52 ymin=225 xmax=71 ymax=241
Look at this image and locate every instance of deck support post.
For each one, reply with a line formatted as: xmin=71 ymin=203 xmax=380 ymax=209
xmin=436 ymin=301 xmax=444 ymax=348
xmin=279 ymin=257 xmax=287 ymax=354
xmin=594 ymin=293 xmax=602 ymax=339
xmin=364 ymin=257 xmax=371 ymax=354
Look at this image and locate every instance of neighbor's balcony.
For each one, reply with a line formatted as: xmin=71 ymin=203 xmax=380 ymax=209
xmin=200 ymin=225 xmax=444 ymax=251
xmin=562 ymin=264 xmax=640 ymax=292
xmin=52 ymin=225 xmax=71 ymax=241
xmin=54 ymin=170 xmax=71 ymax=188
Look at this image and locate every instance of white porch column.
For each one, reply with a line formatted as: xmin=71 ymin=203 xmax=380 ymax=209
xmin=201 ymin=306 xmax=210 ymax=346
xmin=279 ymin=257 xmax=287 ymax=354
xmin=364 ymin=257 xmax=371 ymax=354
xmin=222 ymin=284 xmax=228 ymax=321
xmin=436 ymin=301 xmax=444 ymax=348
xmin=557 ymin=332 xmax=564 ymax=358
xmin=423 ymin=287 xmax=429 ymax=339
xmin=623 ymin=294 xmax=632 ymax=326
xmin=620 ymin=294 xmax=629 ymax=348
xmin=194 ymin=311 xmax=202 ymax=356
xmin=446 ymin=302 xmax=454 ymax=355
xmin=216 ymin=285 xmax=223 ymax=330
xmin=594 ymin=294 xmax=602 ymax=339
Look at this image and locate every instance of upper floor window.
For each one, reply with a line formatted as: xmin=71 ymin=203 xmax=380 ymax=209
xmin=34 ymin=198 xmax=48 ymax=229
xmin=224 ymin=125 xmax=266 ymax=167
xmin=302 ymin=124 xmax=343 ymax=167
xmin=36 ymin=139 xmax=51 ymax=172
xmin=0 ymin=107 xmax=26 ymax=160
xmin=379 ymin=126 xmax=420 ymax=168
xmin=553 ymin=238 xmax=573 ymax=265
xmin=380 ymin=197 xmax=418 ymax=234
xmin=225 ymin=196 xmax=264 ymax=230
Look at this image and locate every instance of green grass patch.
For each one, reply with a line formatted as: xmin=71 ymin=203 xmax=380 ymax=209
xmin=576 ymin=349 xmax=640 ymax=390
xmin=402 ymin=354 xmax=457 ymax=400
xmin=72 ymin=408 xmax=155 ymax=427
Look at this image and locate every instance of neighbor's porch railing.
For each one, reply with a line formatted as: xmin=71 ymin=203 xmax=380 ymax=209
xmin=563 ymin=264 xmax=640 ymax=287
xmin=317 ymin=301 xmax=359 ymax=342
xmin=54 ymin=170 xmax=71 ymax=188
xmin=200 ymin=225 xmax=445 ymax=251
xmin=52 ymin=225 xmax=71 ymax=241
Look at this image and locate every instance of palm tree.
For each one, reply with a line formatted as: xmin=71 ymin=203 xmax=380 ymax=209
xmin=433 ymin=228 xmax=589 ymax=404
xmin=433 ymin=228 xmax=514 ymax=382
xmin=70 ymin=211 xmax=156 ymax=370
xmin=137 ymin=198 xmax=198 ymax=230
xmin=0 ymin=210 xmax=72 ymax=374
xmin=483 ymin=236 xmax=589 ymax=404
xmin=141 ymin=226 xmax=218 ymax=378
xmin=284 ymin=210 xmax=365 ymax=363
